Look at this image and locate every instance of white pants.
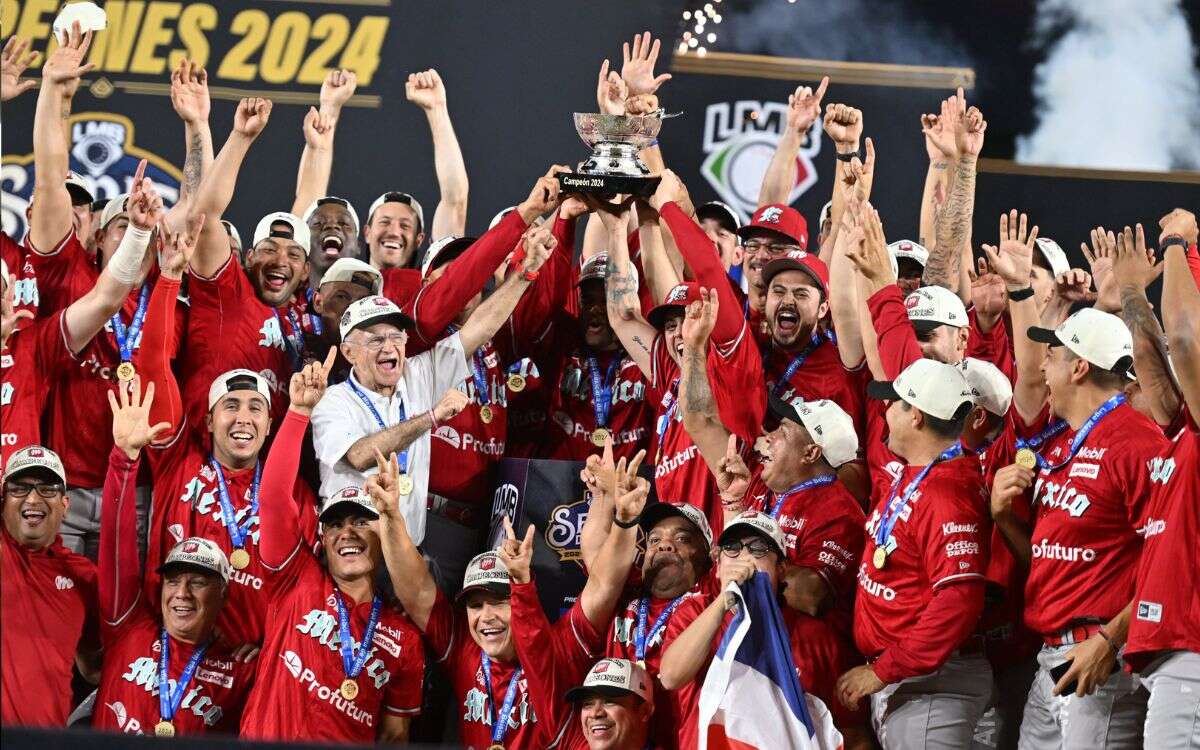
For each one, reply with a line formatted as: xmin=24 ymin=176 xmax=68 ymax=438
xmin=1141 ymin=651 xmax=1200 ymax=749
xmin=871 ymin=654 xmax=994 ymax=750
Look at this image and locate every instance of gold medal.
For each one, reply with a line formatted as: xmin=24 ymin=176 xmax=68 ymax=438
xmin=229 ymin=548 xmax=250 ymax=570
xmin=872 ymin=547 xmax=888 ymax=570
xmin=488 ymin=745 xmax=506 ymax=750
xmin=116 ymin=361 xmax=136 ymax=382
xmin=507 ymin=374 xmax=526 ymax=392
xmin=591 ymin=428 xmax=611 ymax=448
xmin=154 ymin=720 xmax=176 ymax=737
xmin=480 ymin=404 xmax=494 ymax=424
xmin=1015 ymin=448 xmax=1038 ymax=470
xmin=636 ymin=659 xmax=646 ymax=669
xmin=340 ymin=678 xmax=359 ymax=700
xmin=397 ymin=474 xmax=414 ymax=497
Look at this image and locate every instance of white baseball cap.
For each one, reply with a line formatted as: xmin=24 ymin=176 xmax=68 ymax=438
xmin=457 ymin=550 xmax=512 ymax=603
xmin=817 ymin=200 xmax=833 ymax=230
xmin=302 ymin=196 xmax=361 ymax=235
xmin=252 ymin=211 xmax=311 ymax=253
xmin=420 ymin=235 xmax=476 ymax=278
xmin=339 ymin=295 xmax=414 ymax=340
xmin=157 ymin=537 xmax=231 ymax=583
xmin=905 ymin=285 xmax=968 ymax=333
xmin=321 ymin=258 xmax=383 ymax=294
xmin=3 ymin=445 xmax=66 ymax=484
xmin=696 ymin=201 xmax=741 ymax=233
xmin=367 ymin=191 xmax=425 ymax=231
xmin=867 ymin=358 xmax=976 ymax=421
xmin=220 ymin=220 xmax=242 ymax=251
xmin=565 ymin=658 xmax=654 ymax=706
xmin=99 ymin=193 xmax=129 ymax=229
xmin=207 ymin=369 xmax=272 ymax=411
xmin=319 ymin=485 xmax=379 ymax=523
xmin=769 ymin=395 xmax=859 ymax=467
xmin=718 ymin=510 xmax=787 ymax=558
xmin=488 ymin=206 xmax=544 ymax=231
xmin=1027 ymin=307 xmax=1133 ymax=373
xmin=888 ymin=239 xmax=929 ymax=268
xmin=959 ymin=357 xmax=1012 ymax=417
xmin=64 ymin=171 xmax=95 ymax=205
xmin=1034 ymin=237 xmax=1070 ymax=277
xmin=638 ymin=501 xmax=714 ymax=547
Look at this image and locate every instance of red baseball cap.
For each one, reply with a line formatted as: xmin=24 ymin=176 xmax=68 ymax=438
xmin=646 ymin=281 xmax=701 ymax=329
xmin=736 ymin=203 xmax=808 ymax=250
xmin=762 ymin=249 xmax=829 ymax=296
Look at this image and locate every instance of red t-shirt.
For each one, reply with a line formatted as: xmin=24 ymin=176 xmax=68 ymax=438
xmin=605 ymin=589 xmax=707 ymax=750
xmin=239 ymin=549 xmax=425 ymax=743
xmin=94 ymin=607 xmax=255 ymax=736
xmin=854 ymin=457 xmax=989 ymax=658
xmin=0 ymin=530 xmax=97 ymax=727
xmin=144 ymin=431 xmax=319 ymax=647
xmin=1 ymin=311 xmax=73 ymax=466
xmin=1021 ymin=402 xmax=1169 ymax=636
xmin=422 ymin=581 xmax=601 ymax=750
xmin=2 ymin=231 xmax=38 ymax=329
xmin=760 ymin=332 xmax=869 ymax=447
xmin=180 ymin=256 xmax=300 ymax=437
xmin=1126 ymin=415 xmax=1200 ymax=670
xmin=864 ymin=399 xmax=906 ymax=503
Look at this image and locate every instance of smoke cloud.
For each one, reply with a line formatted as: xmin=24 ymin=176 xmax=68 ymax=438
xmin=1017 ymin=0 xmax=1200 ymax=171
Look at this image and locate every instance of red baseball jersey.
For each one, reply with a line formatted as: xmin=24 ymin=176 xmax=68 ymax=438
xmin=1 ymin=311 xmax=73 ymax=466
xmin=605 ymin=589 xmax=707 ymax=750
xmin=428 ymin=339 xmax=508 ymax=505
xmin=542 ymin=345 xmax=654 ymax=462
xmin=864 ymin=399 xmax=906 ymax=504
xmin=180 ymin=256 xmax=300 ymax=437
xmin=2 ymin=231 xmax=38 ymax=330
xmin=854 ymin=457 xmax=990 ymax=659
xmin=1021 ymin=402 xmax=1168 ymax=636
xmin=144 ymin=433 xmax=319 ymax=647
xmin=0 ymin=530 xmax=97 ymax=727
xmin=422 ymin=581 xmax=601 ymax=750
xmin=760 ymin=334 xmax=870 ymax=447
xmin=240 ymin=550 xmax=425 ymax=743
xmin=1126 ymin=417 xmax=1200 ymax=670
xmin=94 ymin=608 xmax=255 ymax=736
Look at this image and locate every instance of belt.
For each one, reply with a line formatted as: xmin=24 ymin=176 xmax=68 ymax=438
xmin=427 ymin=493 xmax=483 ymax=528
xmin=1044 ymin=622 xmax=1103 ymax=647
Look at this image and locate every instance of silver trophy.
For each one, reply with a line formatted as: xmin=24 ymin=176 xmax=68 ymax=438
xmin=558 ymin=111 xmax=664 ymax=196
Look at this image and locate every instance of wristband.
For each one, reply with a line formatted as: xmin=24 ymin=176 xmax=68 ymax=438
xmin=521 ymin=269 xmax=539 ymax=282
xmin=1160 ymin=235 xmax=1188 ymax=253
xmin=613 ymin=515 xmax=641 ymax=529
xmin=836 ymin=151 xmax=858 ymax=163
xmin=107 ymin=224 xmax=152 ymax=285
xmin=1097 ymin=626 xmax=1119 ymax=652
xmin=1007 ymin=286 xmax=1035 ymax=301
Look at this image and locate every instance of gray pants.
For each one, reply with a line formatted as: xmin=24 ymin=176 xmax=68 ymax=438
xmin=973 ymin=657 xmax=1039 ymax=749
xmin=419 ymin=508 xmax=485 ymax=596
xmin=871 ymin=654 xmax=994 ymax=749
xmin=1018 ymin=644 xmax=1147 ymax=749
xmin=1142 ymin=651 xmax=1200 ymax=749
xmin=61 ymin=485 xmax=150 ymax=562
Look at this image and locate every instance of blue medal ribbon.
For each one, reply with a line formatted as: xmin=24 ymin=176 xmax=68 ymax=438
xmin=111 ymin=284 xmax=151 ymax=363
xmin=334 ymin=591 xmax=383 ymax=682
xmin=769 ymin=474 xmax=837 ymax=518
xmin=347 ymin=376 xmax=408 ymax=474
xmin=874 ymin=444 xmax=963 ymax=547
xmin=272 ymin=307 xmax=305 ymax=371
xmin=481 ymin=652 xmax=524 ymax=745
xmin=209 ymin=459 xmax=261 ymax=550
xmin=158 ymin=629 xmax=211 ymax=724
xmin=767 ymin=329 xmax=831 ymax=397
xmin=654 ymin=378 xmax=681 ymax=450
xmin=305 ymin=288 xmax=323 ymax=336
xmin=635 ymin=596 xmax=683 ymax=663
xmin=1021 ymin=393 xmax=1124 ymax=473
xmin=586 ymin=354 xmax=621 ymax=430
xmin=470 ymin=350 xmax=491 ymax=407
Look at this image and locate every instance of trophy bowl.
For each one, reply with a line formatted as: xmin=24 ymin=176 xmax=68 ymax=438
xmin=558 ymin=112 xmax=665 ymax=197
xmin=572 ymin=112 xmax=663 ymax=149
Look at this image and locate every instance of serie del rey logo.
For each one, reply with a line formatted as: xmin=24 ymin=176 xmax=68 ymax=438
xmin=700 ymin=100 xmax=821 ymax=223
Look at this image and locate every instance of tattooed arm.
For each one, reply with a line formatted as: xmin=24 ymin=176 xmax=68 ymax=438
xmin=923 ymin=92 xmax=984 ymax=297
xmin=601 ymin=206 xmax=657 ymax=378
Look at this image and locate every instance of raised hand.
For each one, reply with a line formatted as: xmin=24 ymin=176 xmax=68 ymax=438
xmin=1 ymin=36 xmax=39 ymax=101
xmin=404 ymin=68 xmax=444 ymax=112
xmin=647 ymin=169 xmax=689 ymax=212
xmin=980 ymin=210 xmax=1037 ymax=290
xmin=970 ymin=258 xmax=1007 ymax=321
xmin=518 ymin=165 xmax=569 ymax=222
xmin=596 ymin=58 xmax=627 ymax=116
xmin=158 ymin=212 xmax=206 ymax=280
xmin=786 ymin=77 xmax=829 ymax=135
xmin=1158 ymin=208 xmax=1198 ymax=245
xmin=1 ymin=274 xmax=33 ymax=348
xmin=1081 ymin=226 xmax=1119 ymax=311
xmin=716 ymin=434 xmax=751 ymax=510
xmin=613 ymin=450 xmax=649 ymax=524
xmin=581 ymin=435 xmax=616 ymax=503
xmin=498 ymin=516 xmax=535 ymax=584
xmin=521 ymin=223 xmax=557 ymax=274
xmin=125 ymin=159 xmax=164 ymax=231
xmin=107 ymin=377 xmax=172 ymax=459
xmin=842 ymin=137 xmax=876 ymax=204
xmin=920 ymin=108 xmax=956 ymax=162
xmin=681 ymin=287 xmax=719 ymax=351
xmin=621 ymin=31 xmax=672 ymax=97
xmin=433 ymin=388 xmax=469 ymax=422
xmin=1053 ymin=269 xmax=1096 ymax=305
xmin=320 ymin=68 xmax=357 ymax=114
xmin=625 ymin=93 xmax=659 ymax=117
xmin=233 ymin=97 xmax=273 ymax=138
xmin=947 ymin=88 xmax=986 ymax=157
xmin=169 ymin=59 xmax=210 ymax=125
xmin=822 ymin=103 xmax=863 ymax=150
xmin=1112 ymin=224 xmax=1161 ymax=292
xmin=364 ymin=448 xmax=402 ymax=520
xmin=845 ymin=202 xmax=893 ymax=284
xmin=42 ymin=21 xmax=95 ymax=86
xmin=288 ymin=347 xmax=338 ymax=415
xmin=302 ymin=106 xmax=335 ymax=150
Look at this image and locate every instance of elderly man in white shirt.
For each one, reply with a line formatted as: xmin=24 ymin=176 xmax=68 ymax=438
xmin=311 ymin=215 xmax=557 ymax=588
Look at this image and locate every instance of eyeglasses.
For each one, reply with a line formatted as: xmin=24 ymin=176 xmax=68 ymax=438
xmin=720 ymin=539 xmax=774 ymax=558
xmin=743 ymin=240 xmax=799 ymax=256
xmin=4 ymin=482 xmax=65 ymax=498
xmin=355 ymin=332 xmax=407 ymax=351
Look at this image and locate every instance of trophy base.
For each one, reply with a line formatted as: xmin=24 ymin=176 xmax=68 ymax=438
xmin=557 ymin=172 xmax=661 ymax=197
